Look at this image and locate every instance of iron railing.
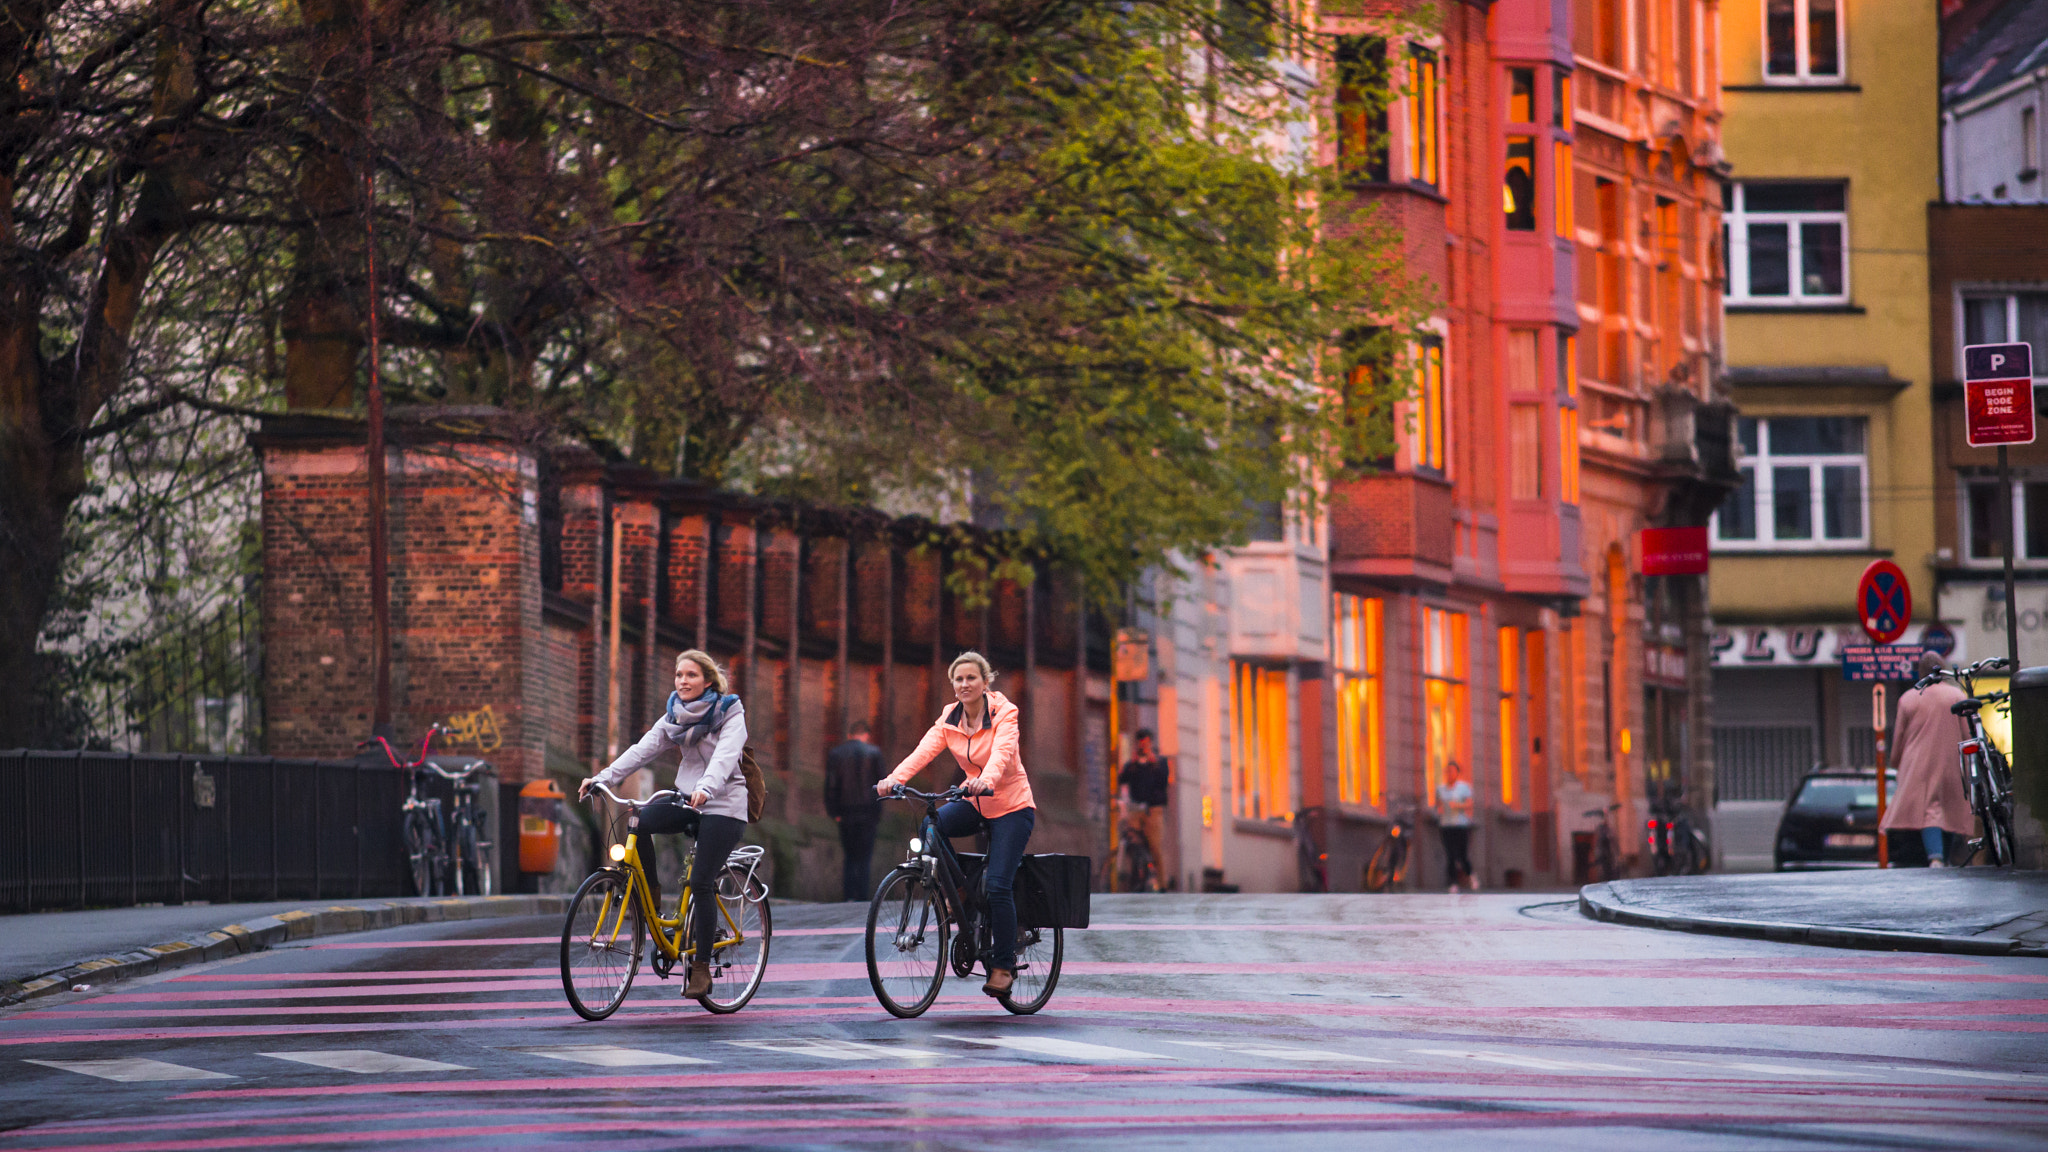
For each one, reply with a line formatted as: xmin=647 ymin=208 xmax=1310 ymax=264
xmin=0 ymin=751 xmax=430 ymax=913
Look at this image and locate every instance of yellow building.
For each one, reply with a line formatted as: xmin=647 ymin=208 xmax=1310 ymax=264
xmin=1708 ymin=0 xmax=1941 ymax=863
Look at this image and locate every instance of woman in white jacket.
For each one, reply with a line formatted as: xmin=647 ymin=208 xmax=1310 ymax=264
xmin=580 ymin=649 xmax=747 ymax=997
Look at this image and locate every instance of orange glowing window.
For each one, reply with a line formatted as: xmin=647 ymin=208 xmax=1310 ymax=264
xmin=1333 ymin=594 xmax=1384 ymax=807
xmin=1233 ymin=662 xmax=1291 ymax=821
xmin=1423 ymin=607 xmax=1468 ymax=806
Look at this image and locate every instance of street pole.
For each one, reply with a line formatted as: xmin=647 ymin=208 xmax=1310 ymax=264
xmin=1873 ymin=683 xmax=1888 ymax=869
xmin=2002 ymin=445 xmax=2021 ymax=676
xmin=362 ymin=6 xmax=390 ymax=738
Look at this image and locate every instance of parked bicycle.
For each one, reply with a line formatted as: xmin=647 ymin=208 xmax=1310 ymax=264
xmin=1364 ymin=808 xmax=1416 ymax=893
xmin=360 ymin=724 xmax=496 ymax=897
xmin=1585 ymin=803 xmax=1622 ymax=882
xmin=1114 ymin=807 xmax=1159 ymax=893
xmin=867 ymin=785 xmax=1063 ymax=1018
xmin=1647 ymin=788 xmax=1710 ymax=877
xmin=1296 ymin=806 xmax=1329 ymax=893
xmin=1912 ymin=656 xmax=2017 ymax=867
xmin=560 ymin=781 xmax=771 ymax=1018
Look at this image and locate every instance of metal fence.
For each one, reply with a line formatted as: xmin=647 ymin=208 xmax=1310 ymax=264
xmin=1712 ymin=724 xmax=1816 ymax=801
xmin=0 ymin=751 xmax=428 ymax=913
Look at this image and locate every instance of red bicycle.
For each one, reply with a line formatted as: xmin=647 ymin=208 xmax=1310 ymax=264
xmin=359 ymin=724 xmax=497 ymax=896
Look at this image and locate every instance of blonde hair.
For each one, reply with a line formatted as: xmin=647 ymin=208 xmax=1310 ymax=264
xmin=674 ymin=649 xmax=730 ymax=695
xmin=948 ymin=650 xmax=996 ymax=684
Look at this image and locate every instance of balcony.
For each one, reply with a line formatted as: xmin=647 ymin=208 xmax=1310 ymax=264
xmin=1327 ymin=473 xmax=1456 ymax=586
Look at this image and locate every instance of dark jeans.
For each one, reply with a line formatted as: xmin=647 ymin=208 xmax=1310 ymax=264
xmin=1441 ymin=826 xmax=1473 ymax=885
xmin=636 ymin=799 xmax=745 ymax=966
xmin=935 ymin=801 xmax=1035 ymax=970
xmin=1886 ymin=827 xmax=1966 ymax=867
xmin=838 ymin=819 xmax=878 ymax=902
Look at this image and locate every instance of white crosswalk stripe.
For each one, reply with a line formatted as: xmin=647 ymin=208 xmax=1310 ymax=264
xmin=260 ymin=1050 xmax=472 ymax=1074
xmin=1167 ymin=1041 xmax=1394 ymax=1063
xmin=25 ymin=1058 xmax=234 ymax=1083
xmin=501 ymin=1045 xmax=711 ymax=1067
xmin=948 ymin=1036 xmax=1178 ymax=1061
xmin=722 ymin=1038 xmax=954 ymax=1061
xmin=1646 ymin=1058 xmax=1872 ymax=1077
xmin=1410 ymin=1048 xmax=1639 ymax=1072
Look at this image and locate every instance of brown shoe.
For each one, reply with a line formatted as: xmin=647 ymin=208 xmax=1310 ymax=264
xmin=685 ymin=961 xmax=713 ymax=998
xmin=981 ymin=967 xmax=1014 ymax=997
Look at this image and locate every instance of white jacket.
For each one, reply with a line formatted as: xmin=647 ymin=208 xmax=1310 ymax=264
xmin=593 ymin=692 xmax=750 ymax=821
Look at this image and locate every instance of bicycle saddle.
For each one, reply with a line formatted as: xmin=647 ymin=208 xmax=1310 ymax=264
xmin=1951 ymin=697 xmax=1985 ymax=715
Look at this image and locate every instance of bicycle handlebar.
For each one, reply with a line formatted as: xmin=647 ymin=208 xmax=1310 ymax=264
xmin=1912 ymin=656 xmax=2010 ymax=692
xmin=418 ymin=759 xmax=492 ymax=781
xmin=883 ymin=785 xmax=968 ymax=805
xmin=583 ymin=781 xmax=687 ymax=810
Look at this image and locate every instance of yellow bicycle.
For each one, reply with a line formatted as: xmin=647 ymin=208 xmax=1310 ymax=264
xmin=560 ymin=782 xmax=771 ymax=1018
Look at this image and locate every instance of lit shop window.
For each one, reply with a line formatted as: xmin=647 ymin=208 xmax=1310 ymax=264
xmin=1232 ymin=661 xmax=1290 ymax=821
xmin=1498 ymin=626 xmax=1522 ymax=807
xmin=1723 ymin=182 xmax=1847 ymax=306
xmin=1423 ymin=606 xmax=1468 ymax=807
xmin=1713 ymin=416 xmax=1867 ymax=550
xmin=1765 ymin=0 xmax=1843 ymax=85
xmin=1407 ymin=45 xmax=1440 ymax=188
xmin=1333 ymin=594 xmax=1384 ymax=807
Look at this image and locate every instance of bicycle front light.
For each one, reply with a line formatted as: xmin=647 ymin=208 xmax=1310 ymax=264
xmin=908 ymin=837 xmax=924 ymax=855
xmin=609 ymin=843 xmax=627 ymax=862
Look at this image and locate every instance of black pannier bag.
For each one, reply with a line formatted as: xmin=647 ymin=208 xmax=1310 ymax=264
xmin=1016 ymin=854 xmax=1091 ymax=929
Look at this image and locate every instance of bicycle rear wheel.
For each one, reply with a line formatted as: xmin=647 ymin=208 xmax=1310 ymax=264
xmin=698 ymin=865 xmax=771 ymax=1013
xmin=1365 ymin=835 xmax=1406 ymax=892
xmin=561 ymin=870 xmax=643 ymax=1020
xmin=454 ymin=818 xmax=494 ymax=897
xmin=403 ymin=810 xmax=435 ymax=897
xmin=867 ymin=866 xmax=948 ymax=1018
xmin=999 ymin=924 xmax=1062 ymax=1015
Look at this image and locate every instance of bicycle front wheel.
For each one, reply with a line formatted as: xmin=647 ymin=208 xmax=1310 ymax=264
xmin=999 ymin=924 xmax=1063 ymax=1015
xmin=561 ymin=870 xmax=643 ymax=1020
xmin=403 ymin=811 xmax=435 ymax=897
xmin=867 ymin=866 xmax=948 ymax=1018
xmin=699 ymin=865 xmax=771 ymax=1013
xmin=1365 ymin=836 xmax=1405 ymax=892
xmin=455 ymin=819 xmax=494 ymax=897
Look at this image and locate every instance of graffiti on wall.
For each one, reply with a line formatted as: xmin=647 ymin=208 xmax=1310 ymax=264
xmin=445 ymin=705 xmax=504 ymax=752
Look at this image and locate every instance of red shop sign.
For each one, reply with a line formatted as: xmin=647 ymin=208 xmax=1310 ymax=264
xmin=1639 ymin=526 xmax=1709 ymax=576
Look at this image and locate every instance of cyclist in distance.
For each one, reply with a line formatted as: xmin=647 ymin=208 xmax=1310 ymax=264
xmin=580 ymin=649 xmax=749 ymax=997
xmin=876 ymin=650 xmax=1036 ymax=998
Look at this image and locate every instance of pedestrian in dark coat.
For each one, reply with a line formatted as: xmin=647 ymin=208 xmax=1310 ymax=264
xmin=824 ymin=722 xmax=886 ymax=901
xmin=1880 ymin=652 xmax=1976 ymax=866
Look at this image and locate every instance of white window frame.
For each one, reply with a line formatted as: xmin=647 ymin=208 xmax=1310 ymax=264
xmin=1956 ymin=287 xmax=2048 ymax=384
xmin=1723 ymin=183 xmax=1849 ymax=307
xmin=1762 ymin=0 xmax=1845 ymax=86
xmin=1957 ymin=475 xmax=2048 ymax=568
xmin=1712 ymin=417 xmax=1870 ymax=551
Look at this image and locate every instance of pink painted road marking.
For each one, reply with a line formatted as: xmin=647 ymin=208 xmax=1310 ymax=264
xmin=300 ymin=922 xmax=1618 ymax=949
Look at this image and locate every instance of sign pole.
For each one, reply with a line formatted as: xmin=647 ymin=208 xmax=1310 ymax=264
xmin=2002 ymin=444 xmax=2021 ymax=676
xmin=1873 ymin=683 xmax=1888 ymax=869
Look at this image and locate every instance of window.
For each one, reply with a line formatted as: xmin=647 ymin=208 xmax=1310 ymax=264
xmin=1723 ymin=183 xmax=1847 ymax=306
xmin=1232 ymin=662 xmax=1290 ymax=820
xmin=1553 ymin=139 xmax=1574 ymax=238
xmin=1414 ymin=337 xmax=1446 ymax=472
xmin=1498 ymin=627 xmax=1522 ymax=807
xmin=2024 ymin=106 xmax=2039 ymax=178
xmin=1423 ymin=607 xmax=1468 ymax=808
xmin=1508 ymin=329 xmax=1542 ymax=500
xmin=1961 ymin=477 xmax=2048 ymax=564
xmin=1712 ymin=416 xmax=1868 ymax=549
xmin=1961 ymin=292 xmax=2048 ymax=381
xmin=1559 ymin=335 xmax=1581 ymax=503
xmin=1335 ymin=36 xmax=1390 ymax=185
xmin=1332 ymin=594 xmax=1384 ymax=807
xmin=1765 ymin=0 xmax=1842 ymax=84
xmin=1505 ymin=137 xmax=1537 ymax=230
xmin=1407 ymin=46 xmax=1440 ymax=188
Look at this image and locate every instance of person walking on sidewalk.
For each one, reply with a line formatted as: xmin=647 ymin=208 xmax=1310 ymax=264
xmin=1118 ymin=729 xmax=1172 ymax=891
xmin=876 ymin=651 xmax=1036 ymax=998
xmin=1437 ymin=761 xmax=1477 ymax=893
xmin=824 ymin=721 xmax=886 ymax=901
xmin=1881 ymin=651 xmax=1975 ymax=867
xmin=579 ymin=649 xmax=749 ymax=998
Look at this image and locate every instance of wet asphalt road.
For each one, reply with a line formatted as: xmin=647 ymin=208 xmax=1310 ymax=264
xmin=2 ymin=892 xmax=2044 ymax=1150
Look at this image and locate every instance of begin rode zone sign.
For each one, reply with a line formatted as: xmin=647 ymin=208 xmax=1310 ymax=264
xmin=1964 ymin=342 xmax=2036 ymax=447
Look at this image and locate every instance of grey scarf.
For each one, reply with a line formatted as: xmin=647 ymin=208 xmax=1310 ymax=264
xmin=666 ymin=690 xmax=723 ymax=743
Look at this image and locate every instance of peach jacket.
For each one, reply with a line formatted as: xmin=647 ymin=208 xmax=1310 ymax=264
xmin=883 ymin=691 xmax=1035 ymax=818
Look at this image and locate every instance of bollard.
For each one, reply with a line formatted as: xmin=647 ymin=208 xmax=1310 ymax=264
xmin=518 ymin=778 xmax=566 ymax=875
xmin=2009 ymin=667 xmax=2048 ymax=866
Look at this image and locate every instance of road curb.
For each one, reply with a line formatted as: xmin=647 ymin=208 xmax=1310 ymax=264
xmin=0 ymin=894 xmax=569 ymax=1007
xmin=1577 ymin=882 xmax=2048 ymax=957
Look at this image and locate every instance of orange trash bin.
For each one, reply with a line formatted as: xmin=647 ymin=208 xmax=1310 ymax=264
xmin=518 ymin=779 xmax=566 ymax=873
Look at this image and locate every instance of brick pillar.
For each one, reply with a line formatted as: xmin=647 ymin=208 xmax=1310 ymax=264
xmin=257 ymin=420 xmax=544 ymax=782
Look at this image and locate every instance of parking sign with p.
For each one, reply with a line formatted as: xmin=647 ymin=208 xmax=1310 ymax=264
xmin=1963 ymin=342 xmax=2036 ymax=448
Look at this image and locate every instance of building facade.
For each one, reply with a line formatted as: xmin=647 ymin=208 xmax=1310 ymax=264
xmin=1707 ymin=0 xmax=1942 ymax=865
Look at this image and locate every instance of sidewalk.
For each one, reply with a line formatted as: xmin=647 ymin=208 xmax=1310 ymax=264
xmin=1579 ymin=868 xmax=2048 ymax=956
xmin=1 ymin=894 xmax=567 ymax=1006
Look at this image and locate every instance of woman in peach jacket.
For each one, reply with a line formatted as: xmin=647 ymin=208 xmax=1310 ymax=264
xmin=876 ymin=650 xmax=1036 ymax=996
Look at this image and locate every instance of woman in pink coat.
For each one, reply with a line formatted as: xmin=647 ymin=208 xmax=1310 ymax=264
xmin=1880 ymin=652 xmax=1976 ymax=866
xmin=876 ymin=650 xmax=1035 ymax=996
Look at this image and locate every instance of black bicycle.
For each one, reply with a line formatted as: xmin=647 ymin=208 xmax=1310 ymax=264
xmin=1647 ymin=788 xmax=1709 ymax=877
xmin=1364 ymin=808 xmax=1416 ymax=892
xmin=362 ymin=724 xmax=496 ymax=896
xmin=1115 ymin=809 xmax=1159 ymax=893
xmin=1913 ymin=656 xmax=2017 ymax=867
xmin=865 ymin=785 xmax=1063 ymax=1018
xmin=1586 ymin=802 xmax=1622 ymax=882
xmin=1296 ymin=805 xmax=1329 ymax=893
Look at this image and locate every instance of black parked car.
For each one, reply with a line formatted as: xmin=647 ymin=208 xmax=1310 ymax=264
xmin=1773 ymin=770 xmax=1894 ymax=870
